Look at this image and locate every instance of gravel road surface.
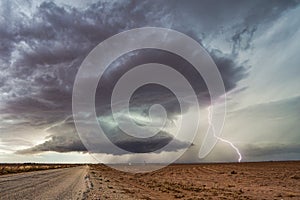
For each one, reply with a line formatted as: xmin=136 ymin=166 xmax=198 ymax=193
xmin=0 ymin=166 xmax=90 ymax=200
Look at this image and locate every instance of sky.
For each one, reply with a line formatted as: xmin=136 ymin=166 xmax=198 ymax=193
xmin=0 ymin=0 xmax=300 ymax=163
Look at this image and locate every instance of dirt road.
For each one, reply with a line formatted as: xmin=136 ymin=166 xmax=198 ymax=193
xmin=0 ymin=166 xmax=90 ymax=200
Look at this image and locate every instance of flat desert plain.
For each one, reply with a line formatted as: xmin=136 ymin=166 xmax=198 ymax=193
xmin=1 ymin=161 xmax=299 ymax=199
xmin=86 ymin=161 xmax=300 ymax=200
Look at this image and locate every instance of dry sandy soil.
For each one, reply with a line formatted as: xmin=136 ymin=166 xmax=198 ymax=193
xmin=86 ymin=161 xmax=300 ymax=200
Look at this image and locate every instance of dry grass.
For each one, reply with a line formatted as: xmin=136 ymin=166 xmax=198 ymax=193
xmin=0 ymin=163 xmax=80 ymax=175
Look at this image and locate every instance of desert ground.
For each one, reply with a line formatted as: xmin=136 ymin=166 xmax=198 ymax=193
xmin=86 ymin=162 xmax=300 ymax=200
xmin=0 ymin=162 xmax=299 ymax=200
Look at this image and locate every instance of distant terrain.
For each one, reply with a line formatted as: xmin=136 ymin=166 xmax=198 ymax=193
xmin=0 ymin=161 xmax=299 ymax=200
xmin=0 ymin=163 xmax=80 ymax=175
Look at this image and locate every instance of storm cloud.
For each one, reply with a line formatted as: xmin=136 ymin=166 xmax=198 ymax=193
xmin=1 ymin=0 xmax=299 ymax=157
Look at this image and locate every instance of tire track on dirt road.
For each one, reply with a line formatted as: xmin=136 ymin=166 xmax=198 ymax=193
xmin=0 ymin=166 xmax=90 ymax=200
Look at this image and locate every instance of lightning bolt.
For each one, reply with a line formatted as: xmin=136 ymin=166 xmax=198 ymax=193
xmin=207 ymin=105 xmax=242 ymax=162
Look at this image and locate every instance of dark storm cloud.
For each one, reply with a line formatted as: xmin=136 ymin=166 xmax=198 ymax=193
xmin=1 ymin=0 xmax=298 ymax=154
xmin=17 ymin=131 xmax=190 ymax=155
xmin=17 ymin=135 xmax=87 ymax=154
xmin=95 ymin=48 xmax=248 ymax=119
xmin=17 ymin=116 xmax=189 ymax=154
